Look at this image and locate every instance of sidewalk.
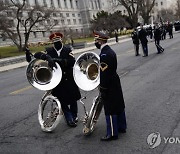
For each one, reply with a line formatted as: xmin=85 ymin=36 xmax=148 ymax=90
xmin=0 ymin=35 xmax=131 ymax=72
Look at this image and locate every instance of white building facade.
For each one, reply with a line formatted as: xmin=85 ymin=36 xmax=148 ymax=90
xmin=0 ymin=0 xmax=177 ymax=45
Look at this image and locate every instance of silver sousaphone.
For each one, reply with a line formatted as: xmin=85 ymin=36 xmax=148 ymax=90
xmin=73 ymin=52 xmax=100 ymax=91
xmin=73 ymin=52 xmax=103 ymax=135
xmin=26 ymin=59 xmax=62 ymax=91
xmin=26 ymin=59 xmax=63 ymax=132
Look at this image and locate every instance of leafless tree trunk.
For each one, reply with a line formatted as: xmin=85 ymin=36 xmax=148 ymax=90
xmin=139 ymin=0 xmax=156 ymax=24
xmin=175 ymin=0 xmax=180 ymax=19
xmin=116 ymin=0 xmax=139 ymax=28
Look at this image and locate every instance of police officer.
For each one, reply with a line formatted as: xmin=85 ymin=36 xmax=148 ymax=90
xmin=154 ymin=24 xmax=164 ymax=54
xmin=94 ymin=31 xmax=127 ymax=141
xmin=131 ymin=28 xmax=140 ymax=56
xmin=25 ymin=32 xmax=81 ymax=127
xmin=138 ymin=25 xmax=148 ymax=57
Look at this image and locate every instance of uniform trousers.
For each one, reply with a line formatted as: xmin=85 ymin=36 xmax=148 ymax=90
xmin=105 ymin=110 xmax=127 ymax=137
xmin=141 ymin=43 xmax=148 ymax=56
xmin=60 ymin=101 xmax=78 ymax=122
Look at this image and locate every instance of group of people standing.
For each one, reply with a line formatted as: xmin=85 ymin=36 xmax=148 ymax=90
xmin=131 ymin=22 xmax=173 ymax=57
xmin=25 ymin=30 xmax=127 ymax=142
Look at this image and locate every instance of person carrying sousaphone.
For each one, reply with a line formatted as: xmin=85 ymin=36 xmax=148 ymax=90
xmin=25 ymin=32 xmax=81 ymax=127
xmin=94 ymin=30 xmax=127 ymax=141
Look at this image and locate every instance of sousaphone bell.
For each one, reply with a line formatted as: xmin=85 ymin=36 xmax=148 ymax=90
xmin=73 ymin=52 xmax=100 ymax=91
xmin=26 ymin=59 xmax=62 ymax=91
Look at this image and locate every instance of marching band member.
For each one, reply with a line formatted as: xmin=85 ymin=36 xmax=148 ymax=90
xmin=154 ymin=23 xmax=164 ymax=54
xmin=25 ymin=32 xmax=81 ymax=127
xmin=94 ymin=31 xmax=127 ymax=141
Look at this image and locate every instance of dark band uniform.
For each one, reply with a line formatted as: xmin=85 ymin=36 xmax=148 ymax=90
xmin=131 ymin=30 xmax=140 ymax=56
xmin=138 ymin=27 xmax=148 ymax=56
xmin=34 ymin=33 xmax=81 ymax=126
xmin=94 ymin=31 xmax=127 ymax=140
xmin=154 ymin=27 xmax=164 ymax=53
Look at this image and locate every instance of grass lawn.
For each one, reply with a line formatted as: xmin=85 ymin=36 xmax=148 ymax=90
xmin=0 ymin=37 xmax=94 ymax=59
xmin=0 ymin=31 xmax=130 ymax=59
xmin=74 ymin=37 xmax=94 ymax=43
xmin=0 ymin=46 xmax=48 ymax=59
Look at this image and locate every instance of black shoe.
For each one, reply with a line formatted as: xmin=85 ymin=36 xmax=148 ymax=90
xmin=67 ymin=121 xmax=77 ymax=127
xmin=100 ymin=135 xmax=118 ymax=141
xmin=118 ymin=129 xmax=126 ymax=133
xmin=157 ymin=52 xmax=161 ymax=54
xmin=142 ymin=55 xmax=147 ymax=57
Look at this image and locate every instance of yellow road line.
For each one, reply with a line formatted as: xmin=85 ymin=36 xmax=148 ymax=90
xmin=126 ymin=49 xmax=134 ymax=53
xmin=117 ymin=49 xmax=134 ymax=57
xmin=10 ymin=86 xmax=32 ymax=95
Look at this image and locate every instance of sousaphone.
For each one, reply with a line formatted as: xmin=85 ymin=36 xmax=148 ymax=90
xmin=73 ymin=52 xmax=103 ymax=135
xmin=26 ymin=59 xmax=63 ymax=132
xmin=73 ymin=52 xmax=100 ymax=91
xmin=26 ymin=59 xmax=62 ymax=91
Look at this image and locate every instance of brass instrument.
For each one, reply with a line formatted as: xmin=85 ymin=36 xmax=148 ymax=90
xmin=73 ymin=52 xmax=100 ymax=91
xmin=73 ymin=52 xmax=103 ymax=135
xmin=26 ymin=59 xmax=63 ymax=132
xmin=26 ymin=59 xmax=62 ymax=91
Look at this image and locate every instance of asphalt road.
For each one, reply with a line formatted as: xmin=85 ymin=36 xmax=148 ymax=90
xmin=1 ymin=33 xmax=180 ymax=154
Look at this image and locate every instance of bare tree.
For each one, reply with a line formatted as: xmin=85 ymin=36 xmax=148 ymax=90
xmin=157 ymin=9 xmax=176 ymax=23
xmin=139 ymin=0 xmax=156 ymax=24
xmin=0 ymin=0 xmax=54 ymax=52
xmin=110 ymin=0 xmax=156 ymax=26
xmin=115 ymin=0 xmax=139 ymax=28
xmin=175 ymin=0 xmax=180 ymax=19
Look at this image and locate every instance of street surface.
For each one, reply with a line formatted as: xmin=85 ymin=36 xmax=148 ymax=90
xmin=0 ymin=32 xmax=180 ymax=154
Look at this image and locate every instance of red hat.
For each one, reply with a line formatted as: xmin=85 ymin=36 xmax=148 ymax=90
xmin=49 ymin=32 xmax=63 ymax=42
xmin=93 ymin=30 xmax=109 ymax=40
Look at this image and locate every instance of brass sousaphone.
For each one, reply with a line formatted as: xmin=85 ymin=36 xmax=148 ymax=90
xmin=26 ymin=59 xmax=63 ymax=132
xmin=73 ymin=52 xmax=103 ymax=135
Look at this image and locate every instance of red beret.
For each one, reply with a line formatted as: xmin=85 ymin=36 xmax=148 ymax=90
xmin=93 ymin=30 xmax=109 ymax=40
xmin=49 ymin=32 xmax=63 ymax=42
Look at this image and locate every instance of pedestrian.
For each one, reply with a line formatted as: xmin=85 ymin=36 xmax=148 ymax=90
xmin=167 ymin=22 xmax=173 ymax=39
xmin=161 ymin=24 xmax=167 ymax=40
xmin=115 ymin=31 xmax=119 ymax=43
xmin=148 ymin=25 xmax=153 ymax=40
xmin=154 ymin=24 xmax=164 ymax=54
xmin=131 ymin=28 xmax=140 ymax=56
xmin=25 ymin=32 xmax=81 ymax=127
xmin=138 ymin=25 xmax=149 ymax=57
xmin=94 ymin=30 xmax=127 ymax=141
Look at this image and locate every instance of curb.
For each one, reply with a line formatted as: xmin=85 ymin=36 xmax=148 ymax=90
xmin=0 ymin=55 xmax=26 ymax=67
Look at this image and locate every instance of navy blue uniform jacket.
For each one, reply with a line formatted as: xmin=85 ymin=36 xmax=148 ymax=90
xmin=43 ymin=46 xmax=81 ymax=104
xmin=138 ymin=29 xmax=148 ymax=44
xmin=100 ymin=45 xmax=125 ymax=115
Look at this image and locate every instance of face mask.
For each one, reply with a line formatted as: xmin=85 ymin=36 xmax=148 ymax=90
xmin=54 ymin=41 xmax=63 ymax=50
xmin=95 ymin=42 xmax=101 ymax=49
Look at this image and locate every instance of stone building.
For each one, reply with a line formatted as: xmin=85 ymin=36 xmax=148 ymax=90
xmin=0 ymin=0 xmax=177 ymax=45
